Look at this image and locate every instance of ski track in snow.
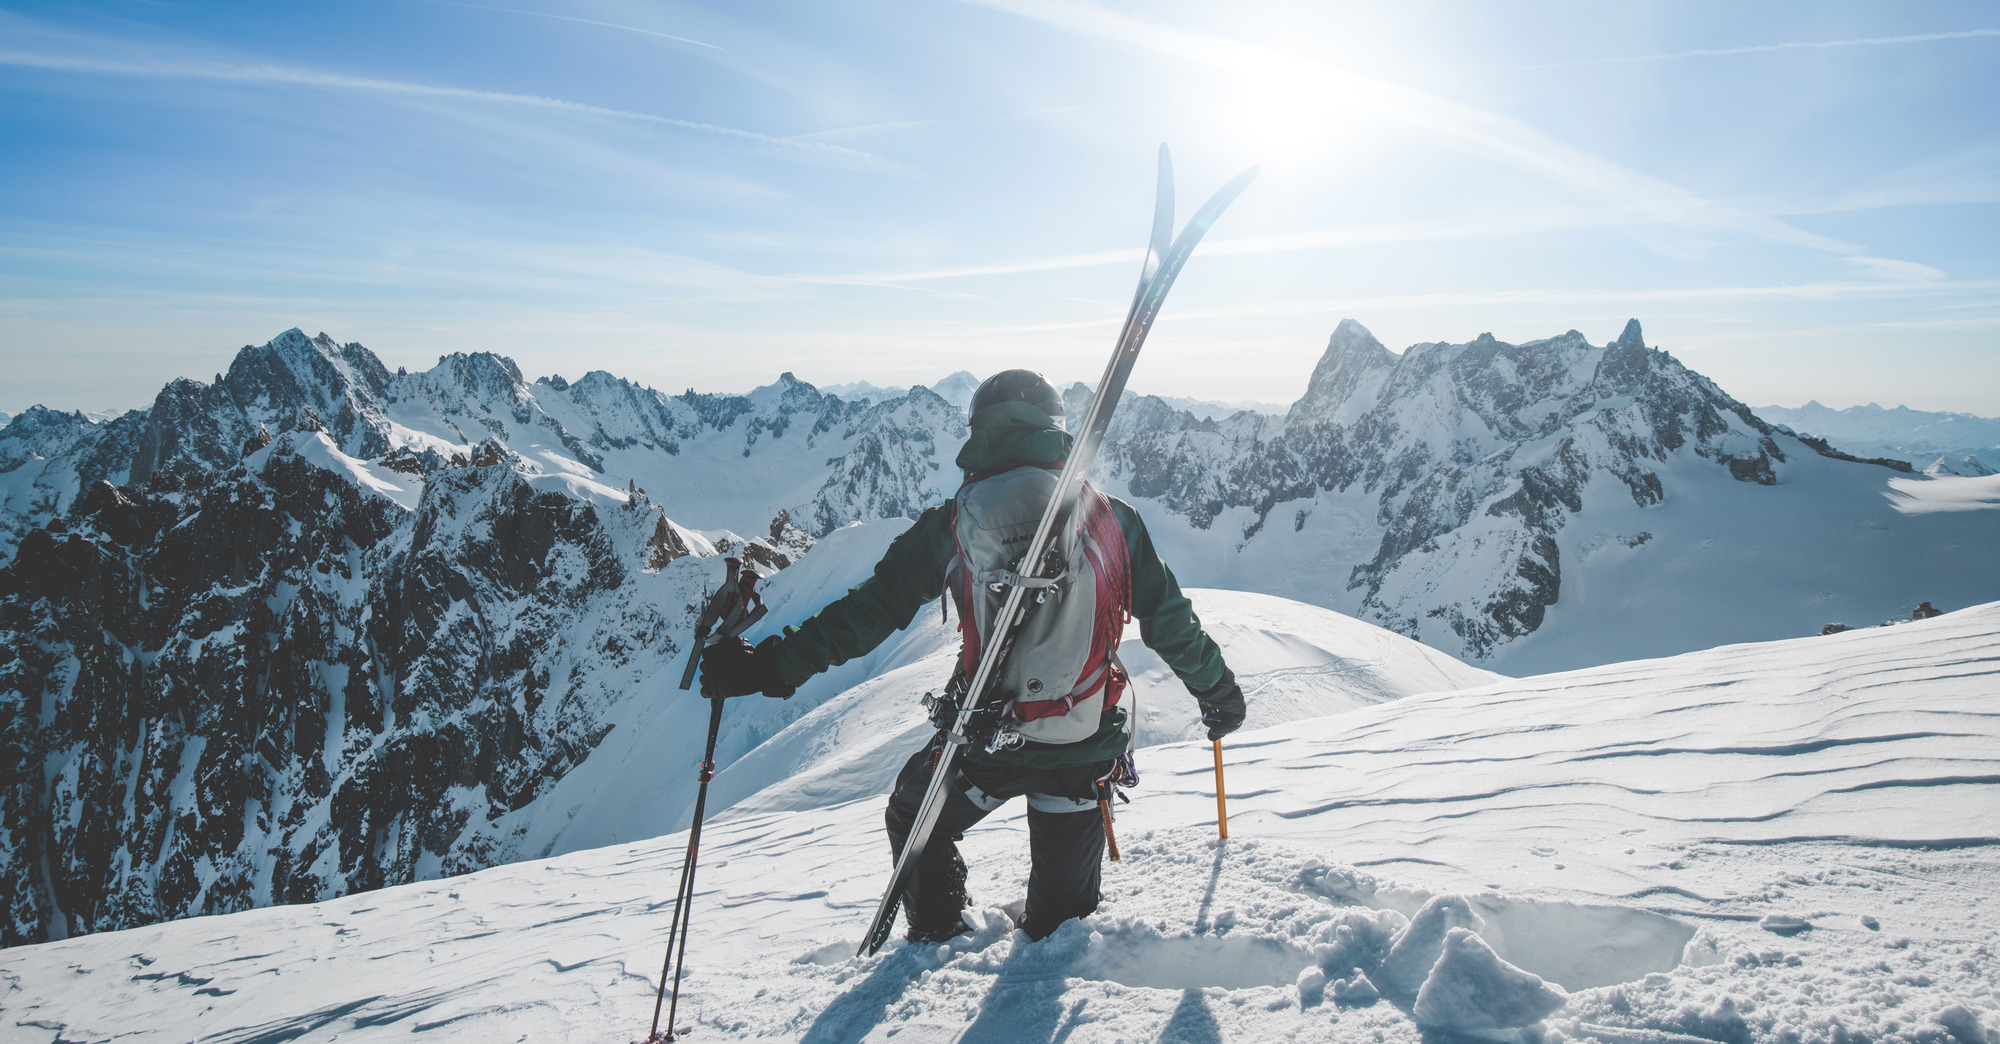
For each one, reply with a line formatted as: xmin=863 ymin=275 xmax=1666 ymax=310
xmin=3 ymin=606 xmax=1998 ymax=1043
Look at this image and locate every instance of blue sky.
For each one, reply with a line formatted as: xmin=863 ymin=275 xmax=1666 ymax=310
xmin=2 ymin=1 xmax=1997 ymax=415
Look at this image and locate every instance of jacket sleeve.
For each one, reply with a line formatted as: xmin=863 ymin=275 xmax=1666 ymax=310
xmin=770 ymin=503 xmax=956 ymax=687
xmin=1111 ymin=498 xmax=1229 ymax=694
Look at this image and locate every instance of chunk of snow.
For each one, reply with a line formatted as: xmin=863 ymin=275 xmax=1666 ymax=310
xmin=1937 ymin=1004 xmax=1991 ymax=1044
xmin=1412 ymin=927 xmax=1568 ymax=1030
xmin=1330 ymin=968 xmax=1381 ymax=1007
xmin=1759 ymin=913 xmax=1812 ymax=936
xmin=1296 ymin=965 xmax=1327 ymax=1006
xmin=1381 ymin=893 xmax=1484 ymax=998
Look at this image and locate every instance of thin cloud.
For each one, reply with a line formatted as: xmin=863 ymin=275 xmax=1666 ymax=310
xmin=788 ymin=120 xmax=938 ymax=142
xmin=805 ymin=247 xmax=1139 ymax=286
xmin=1866 ymin=316 xmax=2000 ymax=330
xmin=958 ymin=279 xmax=2000 ymax=336
xmin=416 ymin=0 xmax=723 ymax=49
xmin=807 ymin=205 xmax=1676 ymax=285
xmin=985 ymin=103 xmax=1099 ymax=122
xmin=964 ymin=0 xmax=1936 ymax=278
xmin=1170 ymin=279 xmax=2000 ymax=323
xmin=0 ymin=50 xmax=919 ymax=175
xmin=1509 ymin=29 xmax=2000 ymax=71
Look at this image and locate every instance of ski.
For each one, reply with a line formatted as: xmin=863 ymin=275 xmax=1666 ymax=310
xmin=857 ymin=148 xmax=1258 ymax=957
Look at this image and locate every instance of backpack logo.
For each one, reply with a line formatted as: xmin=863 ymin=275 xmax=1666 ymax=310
xmin=948 ymin=466 xmax=1131 ymax=745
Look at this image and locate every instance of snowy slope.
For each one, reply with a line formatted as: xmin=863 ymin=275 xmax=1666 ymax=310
xmin=712 ymin=588 xmax=1499 ymax=819
xmin=476 ymin=543 xmax=1496 ymax=860
xmin=5 ymin=602 xmax=1994 ymax=1043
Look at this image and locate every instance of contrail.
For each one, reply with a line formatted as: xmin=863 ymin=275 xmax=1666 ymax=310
xmin=1511 ymin=28 xmax=2000 ymax=70
xmin=0 ymin=50 xmax=921 ymax=175
xmin=416 ymin=0 xmax=723 ymax=50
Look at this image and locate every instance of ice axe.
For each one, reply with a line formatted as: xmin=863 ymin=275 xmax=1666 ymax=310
xmin=645 ymin=559 xmax=766 ymax=1043
xmin=1213 ymin=739 xmax=1229 ymax=840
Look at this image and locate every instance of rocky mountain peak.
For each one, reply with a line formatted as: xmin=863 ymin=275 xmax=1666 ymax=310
xmin=218 ymin=330 xmax=393 ymax=461
xmin=1615 ymin=318 xmax=1645 ymax=351
xmin=425 ymin=351 xmax=528 ymax=401
xmin=0 ymin=405 xmax=96 ymax=466
xmin=1285 ymin=318 xmax=1398 ymax=429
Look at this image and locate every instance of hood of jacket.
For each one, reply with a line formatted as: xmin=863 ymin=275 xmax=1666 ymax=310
xmin=955 ymin=400 xmax=1072 ymax=474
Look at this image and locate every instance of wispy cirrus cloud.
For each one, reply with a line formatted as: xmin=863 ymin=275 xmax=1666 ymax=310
xmin=808 ymin=205 xmax=1668 ymax=285
xmin=0 ymin=50 xmax=919 ymax=175
xmin=787 ymin=120 xmax=939 ymax=142
xmin=963 ymin=0 xmax=1939 ymax=280
xmin=1165 ymin=278 xmax=2000 ymax=324
xmin=416 ymin=0 xmax=723 ymax=49
xmin=960 ymin=279 xmax=2000 ymax=336
xmin=1507 ymin=28 xmax=2000 ymax=71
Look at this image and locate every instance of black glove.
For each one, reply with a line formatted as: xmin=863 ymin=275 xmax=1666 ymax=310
xmin=1193 ymin=669 xmax=1245 ymax=740
xmin=699 ymin=635 xmax=797 ymax=699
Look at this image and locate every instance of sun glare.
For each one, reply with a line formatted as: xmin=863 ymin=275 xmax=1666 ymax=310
xmin=1218 ymin=66 xmax=1348 ymax=170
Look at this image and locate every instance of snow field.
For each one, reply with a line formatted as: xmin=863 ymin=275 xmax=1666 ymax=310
xmin=3 ymin=600 xmax=1996 ymax=1042
xmin=720 ymin=587 xmax=1499 ymax=820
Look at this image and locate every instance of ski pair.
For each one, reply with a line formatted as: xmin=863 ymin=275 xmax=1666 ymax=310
xmin=857 ymin=146 xmax=1259 ymax=958
xmin=647 ymin=562 xmax=767 ymax=1043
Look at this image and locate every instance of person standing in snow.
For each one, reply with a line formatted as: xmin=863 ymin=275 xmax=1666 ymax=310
xmin=700 ymin=370 xmax=1245 ymax=944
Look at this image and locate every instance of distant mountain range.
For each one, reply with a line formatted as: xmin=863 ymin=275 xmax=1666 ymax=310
xmin=1756 ymin=400 xmax=1999 ymax=476
xmin=819 ymin=370 xmax=982 ymax=411
xmin=818 ymin=374 xmax=1285 ymax=423
xmin=2 ymin=319 xmax=1994 ymax=946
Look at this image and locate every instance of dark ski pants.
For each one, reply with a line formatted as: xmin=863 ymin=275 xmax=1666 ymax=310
xmin=885 ymin=745 xmax=1113 ymax=942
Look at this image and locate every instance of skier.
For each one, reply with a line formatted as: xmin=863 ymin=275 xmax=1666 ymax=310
xmin=700 ymin=369 xmax=1245 ymax=945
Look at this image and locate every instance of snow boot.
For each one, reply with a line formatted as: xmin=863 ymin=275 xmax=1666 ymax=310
xmin=904 ymin=916 xmax=973 ymax=946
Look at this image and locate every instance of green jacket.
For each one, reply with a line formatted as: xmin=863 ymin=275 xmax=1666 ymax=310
xmin=771 ymin=400 xmax=1231 ymax=768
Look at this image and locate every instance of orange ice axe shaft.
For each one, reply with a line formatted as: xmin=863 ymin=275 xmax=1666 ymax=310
xmin=1212 ymin=739 xmax=1228 ymax=840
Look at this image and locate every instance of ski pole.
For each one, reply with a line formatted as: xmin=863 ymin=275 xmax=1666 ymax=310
xmin=649 ymin=565 xmax=763 ymax=1042
xmin=1212 ymin=739 xmax=1228 ymax=840
xmin=648 ymin=693 xmax=725 ymax=1043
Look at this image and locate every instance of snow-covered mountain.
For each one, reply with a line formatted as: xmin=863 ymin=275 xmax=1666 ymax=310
xmin=1757 ymin=400 xmax=2000 ymax=475
xmin=11 ymin=321 xmax=1989 ymax=673
xmin=4 ymin=321 xmax=1995 ymax=948
xmin=0 ymin=329 xmax=967 ymax=561
xmin=1923 ymin=455 xmax=1996 ymax=478
xmin=821 ymin=370 xmax=983 ymax=412
xmin=1078 ymin=319 xmax=1998 ymax=674
xmin=1148 ymin=393 xmax=1288 ymax=420
xmin=4 ymin=600 xmax=1993 ymax=1042
xmin=0 ymin=417 xmax=1483 ymax=949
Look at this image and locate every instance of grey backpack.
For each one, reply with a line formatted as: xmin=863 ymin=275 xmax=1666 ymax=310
xmin=947 ymin=465 xmax=1131 ymax=744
